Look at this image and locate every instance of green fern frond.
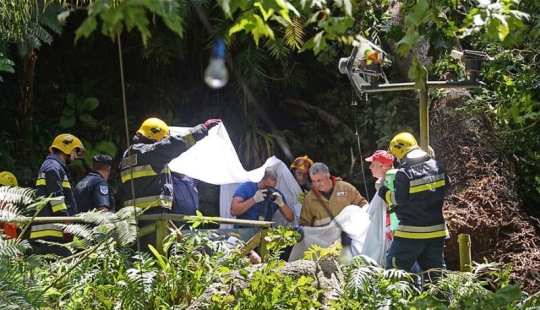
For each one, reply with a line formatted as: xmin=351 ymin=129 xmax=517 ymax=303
xmin=0 ymin=282 xmax=34 ymax=310
xmin=284 ymin=17 xmax=305 ymax=50
xmin=62 ymin=223 xmax=94 ymax=240
xmin=20 ymin=30 xmax=41 ymax=53
xmin=346 ymin=265 xmax=380 ymax=294
xmin=0 ymin=238 xmax=31 ymax=257
xmin=78 ymin=209 xmax=119 ymax=226
xmin=0 ymin=187 xmax=35 ymax=208
xmin=94 ymin=141 xmax=118 ymax=157
xmin=38 ymin=3 xmax=65 ymax=35
xmin=0 ymin=55 xmax=15 ymax=74
xmin=264 ymin=38 xmax=291 ymax=59
xmin=29 ymin=23 xmax=53 ymax=46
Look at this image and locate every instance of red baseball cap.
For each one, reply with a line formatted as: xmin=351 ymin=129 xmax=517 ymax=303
xmin=365 ymin=150 xmax=394 ymax=166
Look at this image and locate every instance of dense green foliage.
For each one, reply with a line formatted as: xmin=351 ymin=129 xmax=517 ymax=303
xmin=1 ymin=0 xmax=537 ymax=203
xmin=0 ymin=193 xmax=539 ymax=309
xmin=1 ymin=0 xmax=540 ymax=306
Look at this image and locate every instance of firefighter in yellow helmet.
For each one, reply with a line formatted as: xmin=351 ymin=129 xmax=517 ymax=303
xmin=0 ymin=171 xmax=19 ymax=239
xmin=290 ymin=156 xmax=313 ymax=193
xmin=30 ymin=133 xmax=85 ymax=256
xmin=120 ymin=117 xmax=220 ymax=252
xmin=378 ymin=132 xmax=450 ymax=284
xmin=0 ymin=171 xmax=18 ymax=187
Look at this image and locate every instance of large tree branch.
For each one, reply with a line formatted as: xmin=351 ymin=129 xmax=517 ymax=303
xmin=283 ymin=98 xmax=356 ymax=139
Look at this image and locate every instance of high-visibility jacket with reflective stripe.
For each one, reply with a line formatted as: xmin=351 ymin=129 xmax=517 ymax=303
xmin=31 ymin=153 xmax=76 ymax=241
xmin=120 ymin=126 xmax=207 ymax=211
xmin=384 ymin=152 xmax=450 ymax=239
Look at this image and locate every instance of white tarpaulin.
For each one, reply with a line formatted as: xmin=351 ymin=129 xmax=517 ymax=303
xmin=288 ymin=205 xmax=372 ymax=261
xmin=167 ymin=123 xmax=387 ymax=262
xmin=168 ymin=123 xmax=301 ymax=229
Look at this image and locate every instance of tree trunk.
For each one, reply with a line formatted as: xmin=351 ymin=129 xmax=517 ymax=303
xmin=17 ymin=47 xmax=37 ymax=141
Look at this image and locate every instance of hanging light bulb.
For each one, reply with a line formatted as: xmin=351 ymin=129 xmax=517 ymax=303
xmin=204 ymin=37 xmax=229 ymax=89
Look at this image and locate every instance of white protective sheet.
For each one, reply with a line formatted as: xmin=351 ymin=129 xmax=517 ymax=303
xmin=288 ymin=205 xmax=372 ymax=261
xmin=168 ymin=123 xmax=302 ymax=229
xmin=167 ymin=123 xmax=387 ymax=263
xmin=360 ymin=194 xmax=390 ymax=266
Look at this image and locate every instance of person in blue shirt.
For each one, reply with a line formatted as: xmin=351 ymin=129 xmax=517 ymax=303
xmin=74 ymin=154 xmax=115 ymax=213
xmin=230 ymin=167 xmax=294 ymax=228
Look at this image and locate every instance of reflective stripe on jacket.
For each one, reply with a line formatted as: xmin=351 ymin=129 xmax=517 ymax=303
xmin=120 ymin=127 xmax=207 ymax=211
xmin=31 ymin=153 xmax=76 ymax=240
xmin=384 ymin=152 xmax=450 ymax=239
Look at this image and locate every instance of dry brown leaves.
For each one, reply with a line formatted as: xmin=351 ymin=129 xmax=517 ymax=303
xmin=431 ymin=103 xmax=540 ymax=293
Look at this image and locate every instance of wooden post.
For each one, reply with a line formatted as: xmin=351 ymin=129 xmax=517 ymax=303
xmin=458 ymin=234 xmax=472 ymax=272
xmin=155 ymin=219 xmax=169 ymax=255
xmin=241 ymin=231 xmax=262 ymax=256
xmin=260 ymin=227 xmax=269 ymax=262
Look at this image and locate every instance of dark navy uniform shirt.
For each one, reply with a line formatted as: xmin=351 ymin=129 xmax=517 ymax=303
xmin=74 ymin=170 xmax=115 ymax=213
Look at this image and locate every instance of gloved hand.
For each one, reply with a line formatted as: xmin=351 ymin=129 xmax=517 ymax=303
xmin=253 ymin=189 xmax=267 ymax=203
xmin=204 ymin=119 xmax=221 ymax=130
xmin=272 ymin=192 xmax=284 ymax=207
xmin=377 ymin=185 xmax=389 ymax=200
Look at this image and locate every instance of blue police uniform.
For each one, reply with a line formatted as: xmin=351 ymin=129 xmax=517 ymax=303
xmin=172 ymin=174 xmax=199 ymax=215
xmin=74 ymin=171 xmax=115 ymax=213
xmin=378 ymin=151 xmax=450 ymax=273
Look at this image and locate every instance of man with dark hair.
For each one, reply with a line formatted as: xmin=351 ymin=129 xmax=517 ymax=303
xmin=230 ymin=167 xmax=294 ymax=228
xmin=74 ymin=154 xmax=115 ymax=213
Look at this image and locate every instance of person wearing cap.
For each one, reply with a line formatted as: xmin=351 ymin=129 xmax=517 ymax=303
xmin=74 ymin=154 xmax=116 ymax=214
xmin=365 ymin=150 xmax=395 ymax=191
xmin=0 ymin=171 xmax=20 ymax=239
xmin=31 ymin=133 xmax=85 ymax=256
xmin=120 ymin=117 xmax=220 ymax=252
xmin=363 ymin=150 xmax=395 ymax=265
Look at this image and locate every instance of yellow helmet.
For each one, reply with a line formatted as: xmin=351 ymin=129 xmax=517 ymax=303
xmin=49 ymin=134 xmax=85 ymax=155
xmin=0 ymin=171 xmax=18 ymax=187
xmin=290 ymin=156 xmax=314 ymax=173
xmin=389 ymin=132 xmax=419 ymax=160
xmin=137 ymin=118 xmax=170 ymax=141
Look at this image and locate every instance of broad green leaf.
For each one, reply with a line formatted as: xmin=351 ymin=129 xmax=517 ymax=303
xmin=66 ymin=93 xmax=78 ymax=107
xmin=395 ymin=28 xmax=422 ymax=57
xmin=403 ymin=0 xmax=432 ymax=27
xmin=82 ymin=98 xmax=99 ymax=111
xmin=60 ymin=115 xmax=75 ymax=128
xmin=254 ymin=2 xmax=275 ymax=21
xmin=80 ymin=114 xmax=98 ymax=128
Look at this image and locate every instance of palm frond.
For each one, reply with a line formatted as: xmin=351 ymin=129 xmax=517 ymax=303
xmin=284 ymin=16 xmax=305 ymax=50
xmin=264 ymin=38 xmax=291 ymax=59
